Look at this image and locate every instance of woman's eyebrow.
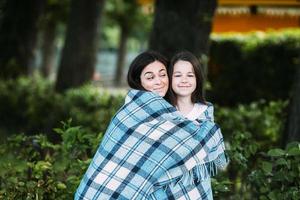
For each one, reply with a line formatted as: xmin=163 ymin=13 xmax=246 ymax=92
xmin=143 ymin=72 xmax=153 ymax=76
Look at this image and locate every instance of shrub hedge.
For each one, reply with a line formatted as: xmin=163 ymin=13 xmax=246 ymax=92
xmin=0 ymin=76 xmax=125 ymax=141
xmin=208 ymin=29 xmax=300 ymax=106
xmin=0 ymin=120 xmax=100 ymax=199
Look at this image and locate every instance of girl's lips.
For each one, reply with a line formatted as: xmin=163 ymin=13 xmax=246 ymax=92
xmin=178 ymin=85 xmax=191 ymax=87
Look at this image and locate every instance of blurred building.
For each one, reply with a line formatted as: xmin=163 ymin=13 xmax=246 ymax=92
xmin=138 ymin=0 xmax=300 ymax=32
xmin=214 ymin=0 xmax=300 ymax=32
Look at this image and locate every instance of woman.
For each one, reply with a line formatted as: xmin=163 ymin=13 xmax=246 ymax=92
xmin=75 ymin=51 xmax=227 ymax=200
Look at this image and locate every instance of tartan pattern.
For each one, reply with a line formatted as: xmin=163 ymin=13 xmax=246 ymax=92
xmin=148 ymin=102 xmax=225 ymax=200
xmin=75 ymin=90 xmax=228 ymax=200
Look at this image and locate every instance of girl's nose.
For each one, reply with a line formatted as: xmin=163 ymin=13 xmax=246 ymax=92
xmin=181 ymin=76 xmax=187 ymax=83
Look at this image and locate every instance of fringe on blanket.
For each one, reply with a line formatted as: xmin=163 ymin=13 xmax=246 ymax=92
xmin=152 ymin=151 xmax=229 ymax=192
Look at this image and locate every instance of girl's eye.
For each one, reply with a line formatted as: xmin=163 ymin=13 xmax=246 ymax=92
xmin=188 ymin=74 xmax=195 ymax=77
xmin=160 ymin=73 xmax=166 ymax=77
xmin=173 ymin=74 xmax=181 ymax=77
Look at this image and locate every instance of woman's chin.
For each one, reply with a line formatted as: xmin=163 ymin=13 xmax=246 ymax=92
xmin=154 ymin=90 xmax=166 ymax=97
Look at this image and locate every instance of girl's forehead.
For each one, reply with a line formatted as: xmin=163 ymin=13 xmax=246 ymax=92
xmin=174 ymin=60 xmax=194 ymax=71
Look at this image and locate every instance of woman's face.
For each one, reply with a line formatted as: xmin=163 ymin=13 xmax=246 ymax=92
xmin=140 ymin=61 xmax=169 ymax=97
xmin=171 ymin=60 xmax=196 ymax=98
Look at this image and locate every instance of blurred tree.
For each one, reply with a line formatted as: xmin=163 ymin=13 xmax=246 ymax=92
xmin=149 ymin=0 xmax=217 ymax=60
xmin=0 ymin=0 xmax=46 ymax=79
xmin=284 ymin=55 xmax=300 ymax=145
xmin=39 ymin=0 xmax=70 ymax=78
xmin=0 ymin=1 xmax=4 ymax=21
xmin=55 ymin=0 xmax=105 ymax=92
xmin=105 ymin=0 xmax=151 ymax=86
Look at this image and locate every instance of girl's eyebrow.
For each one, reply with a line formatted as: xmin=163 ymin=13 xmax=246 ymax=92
xmin=173 ymin=71 xmax=194 ymax=73
xmin=159 ymin=69 xmax=166 ymax=72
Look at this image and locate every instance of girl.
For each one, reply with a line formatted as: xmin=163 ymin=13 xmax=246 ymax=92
xmin=158 ymin=51 xmax=227 ymax=200
xmin=168 ymin=51 xmax=213 ymax=122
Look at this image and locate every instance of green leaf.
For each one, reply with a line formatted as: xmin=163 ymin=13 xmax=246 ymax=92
xmin=57 ymin=182 xmax=67 ymax=190
xmin=34 ymin=161 xmax=52 ymax=171
xmin=260 ymin=186 xmax=268 ymax=193
xmin=273 ymin=171 xmax=286 ymax=181
xmin=267 ymin=148 xmax=285 ymax=157
xmin=287 ymin=147 xmax=300 ymax=156
xmin=268 ymin=191 xmax=277 ymax=200
xmin=275 ymin=158 xmax=288 ymax=166
xmin=262 ymin=161 xmax=272 ymax=174
xmin=18 ymin=182 xmax=25 ymax=187
xmin=53 ymin=128 xmax=64 ymax=135
xmin=286 ymin=141 xmax=300 ymax=150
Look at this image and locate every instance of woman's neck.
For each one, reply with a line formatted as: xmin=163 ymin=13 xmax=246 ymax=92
xmin=176 ymin=96 xmax=194 ymax=116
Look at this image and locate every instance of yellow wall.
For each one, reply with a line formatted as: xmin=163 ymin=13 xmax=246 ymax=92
xmin=213 ymin=14 xmax=300 ymax=33
xmin=219 ymin=0 xmax=300 ymax=6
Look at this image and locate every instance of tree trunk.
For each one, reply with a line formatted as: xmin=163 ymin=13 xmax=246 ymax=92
xmin=0 ymin=0 xmax=46 ymax=79
xmin=55 ymin=0 xmax=105 ymax=92
xmin=284 ymin=57 xmax=300 ymax=145
xmin=149 ymin=0 xmax=217 ymax=59
xmin=114 ymin=24 xmax=129 ymax=86
xmin=40 ymin=20 xmax=57 ymax=78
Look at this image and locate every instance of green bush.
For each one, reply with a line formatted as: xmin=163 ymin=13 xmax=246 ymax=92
xmin=0 ymin=120 xmax=101 ymax=199
xmin=213 ymin=100 xmax=288 ymax=199
xmin=0 ymin=76 xmax=125 ymax=141
xmin=215 ymin=100 xmax=288 ymax=148
xmin=208 ymin=29 xmax=300 ymax=106
xmin=0 ymin=76 xmax=63 ymax=135
xmin=212 ymin=141 xmax=300 ymax=200
xmin=63 ymin=86 xmax=124 ymax=134
xmin=249 ymin=142 xmax=300 ymax=200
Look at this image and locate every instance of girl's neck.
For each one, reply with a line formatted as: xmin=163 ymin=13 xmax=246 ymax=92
xmin=176 ymin=96 xmax=194 ymax=116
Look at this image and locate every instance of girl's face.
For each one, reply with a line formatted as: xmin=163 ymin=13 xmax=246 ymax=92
xmin=172 ymin=60 xmax=196 ymax=98
xmin=140 ymin=61 xmax=169 ymax=97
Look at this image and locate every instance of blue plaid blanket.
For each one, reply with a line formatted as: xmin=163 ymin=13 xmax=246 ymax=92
xmin=75 ymin=90 xmax=228 ymax=200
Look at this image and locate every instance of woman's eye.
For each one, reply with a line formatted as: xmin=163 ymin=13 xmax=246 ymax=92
xmin=146 ymin=76 xmax=154 ymax=80
xmin=173 ymin=74 xmax=181 ymax=77
xmin=160 ymin=73 xmax=166 ymax=77
xmin=188 ymin=74 xmax=195 ymax=77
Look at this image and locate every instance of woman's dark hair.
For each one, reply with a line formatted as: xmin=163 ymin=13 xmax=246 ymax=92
xmin=167 ymin=51 xmax=206 ymax=106
xmin=127 ymin=50 xmax=168 ymax=90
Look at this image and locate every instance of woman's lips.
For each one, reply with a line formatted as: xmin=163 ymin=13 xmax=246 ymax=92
xmin=153 ymin=87 xmax=165 ymax=90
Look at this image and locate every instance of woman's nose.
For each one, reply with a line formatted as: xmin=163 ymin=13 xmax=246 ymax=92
xmin=154 ymin=77 xmax=162 ymax=85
